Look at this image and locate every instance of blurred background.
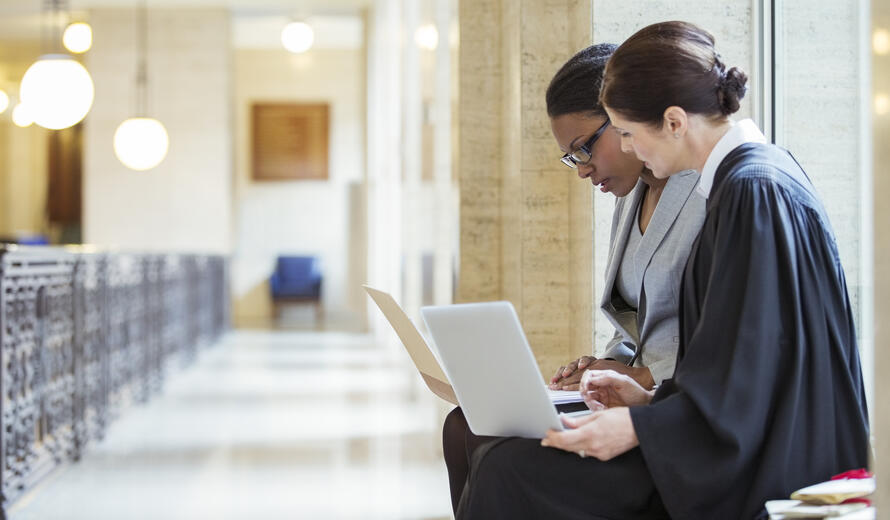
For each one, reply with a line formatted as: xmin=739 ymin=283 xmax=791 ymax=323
xmin=0 ymin=0 xmax=887 ymax=519
xmin=0 ymin=0 xmax=460 ymax=334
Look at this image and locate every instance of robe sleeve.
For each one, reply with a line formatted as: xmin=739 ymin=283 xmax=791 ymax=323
xmin=629 ymin=171 xmax=804 ymax=518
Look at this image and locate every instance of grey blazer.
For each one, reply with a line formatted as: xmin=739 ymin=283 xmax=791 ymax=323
xmin=600 ymin=169 xmax=706 ymax=384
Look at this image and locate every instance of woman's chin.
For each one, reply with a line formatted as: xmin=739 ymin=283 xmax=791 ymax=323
xmin=647 ymin=166 xmax=671 ymax=179
xmin=611 ymin=185 xmax=634 ymax=197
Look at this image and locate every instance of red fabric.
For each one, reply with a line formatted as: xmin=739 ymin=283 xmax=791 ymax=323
xmin=829 ymin=469 xmax=874 ymax=506
xmin=840 ymin=497 xmax=872 ymax=506
xmin=831 ymin=469 xmax=873 ymax=480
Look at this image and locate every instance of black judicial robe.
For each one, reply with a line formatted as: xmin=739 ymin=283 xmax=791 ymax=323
xmin=457 ymin=142 xmax=869 ymax=520
xmin=631 ymin=142 xmax=870 ymax=519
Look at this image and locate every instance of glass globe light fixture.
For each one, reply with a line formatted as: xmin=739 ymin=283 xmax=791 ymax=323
xmin=875 ymin=29 xmax=890 ymax=56
xmin=0 ymin=89 xmax=9 ymax=114
xmin=281 ymin=22 xmax=314 ymax=54
xmin=12 ymin=103 xmax=34 ymax=127
xmin=63 ymin=22 xmax=93 ymax=53
xmin=876 ymin=94 xmax=890 ymax=116
xmin=114 ymin=0 xmax=169 ymax=171
xmin=114 ymin=117 xmax=169 ymax=171
xmin=20 ymin=54 xmax=94 ymax=130
xmin=415 ymin=24 xmax=438 ymax=51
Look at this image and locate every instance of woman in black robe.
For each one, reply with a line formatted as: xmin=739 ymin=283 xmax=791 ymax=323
xmin=457 ymin=21 xmax=870 ymax=520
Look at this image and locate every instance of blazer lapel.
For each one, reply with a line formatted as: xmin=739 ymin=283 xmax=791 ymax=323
xmin=634 ymin=169 xmax=699 ymax=278
xmin=602 ymin=180 xmax=646 ymax=309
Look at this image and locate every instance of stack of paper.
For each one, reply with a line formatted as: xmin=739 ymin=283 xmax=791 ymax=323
xmin=765 ymin=500 xmax=872 ymax=519
xmin=546 ymin=389 xmax=584 ymax=405
xmin=790 ymin=478 xmax=876 ymax=505
xmin=766 ymin=475 xmax=876 ymax=519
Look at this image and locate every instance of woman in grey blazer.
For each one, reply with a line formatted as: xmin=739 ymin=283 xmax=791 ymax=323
xmin=548 ymin=44 xmax=706 ymax=391
xmin=552 ymin=169 xmax=705 ymax=387
xmin=442 ymin=43 xmax=706 ymax=513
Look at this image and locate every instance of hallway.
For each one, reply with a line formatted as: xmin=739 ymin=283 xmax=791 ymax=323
xmin=9 ymin=330 xmax=452 ymax=520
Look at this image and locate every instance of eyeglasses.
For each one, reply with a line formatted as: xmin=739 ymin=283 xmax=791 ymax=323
xmin=560 ymin=119 xmax=610 ymax=169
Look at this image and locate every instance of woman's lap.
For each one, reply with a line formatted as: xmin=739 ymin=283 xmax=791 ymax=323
xmin=442 ymin=407 xmax=499 ymax=513
xmin=457 ymin=437 xmax=668 ymax=520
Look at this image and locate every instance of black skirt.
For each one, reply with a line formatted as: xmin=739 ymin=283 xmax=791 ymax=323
xmin=457 ymin=437 xmax=669 ymax=519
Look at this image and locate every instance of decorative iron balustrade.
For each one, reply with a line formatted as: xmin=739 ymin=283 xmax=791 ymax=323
xmin=0 ymin=247 xmax=228 ymax=517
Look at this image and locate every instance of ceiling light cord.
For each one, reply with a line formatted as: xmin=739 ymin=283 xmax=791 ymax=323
xmin=136 ymin=0 xmax=149 ymax=117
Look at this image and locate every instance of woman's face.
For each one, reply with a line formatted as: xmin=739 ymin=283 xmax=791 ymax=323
xmin=602 ymin=107 xmax=682 ymax=179
xmin=550 ymin=112 xmax=645 ymax=197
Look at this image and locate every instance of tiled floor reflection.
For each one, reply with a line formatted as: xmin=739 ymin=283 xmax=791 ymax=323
xmin=10 ymin=330 xmax=453 ymax=520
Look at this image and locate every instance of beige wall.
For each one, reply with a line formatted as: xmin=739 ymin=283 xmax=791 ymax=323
xmin=457 ymin=0 xmax=501 ymax=303
xmin=0 ymin=46 xmax=50 ymax=240
xmin=458 ymin=0 xmax=593 ymax=375
xmin=231 ymin=48 xmax=366 ymax=329
xmin=83 ymin=8 xmax=232 ymax=253
xmin=872 ymin=0 xmax=889 ymax=512
xmin=0 ymin=121 xmax=48 ymax=237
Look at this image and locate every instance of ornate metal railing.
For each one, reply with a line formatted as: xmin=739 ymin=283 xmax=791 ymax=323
xmin=0 ymin=246 xmax=228 ymax=516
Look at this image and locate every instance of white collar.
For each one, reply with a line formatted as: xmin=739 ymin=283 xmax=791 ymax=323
xmin=696 ymin=119 xmax=767 ymax=198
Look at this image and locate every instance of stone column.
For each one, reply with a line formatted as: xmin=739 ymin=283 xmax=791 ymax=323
xmin=402 ymin=0 xmax=423 ymax=320
xmin=365 ymin=0 xmax=404 ymax=347
xmin=458 ymin=0 xmax=593 ymax=375
xmin=432 ymin=0 xmax=456 ymax=307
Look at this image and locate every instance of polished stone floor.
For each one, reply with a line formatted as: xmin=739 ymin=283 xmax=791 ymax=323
xmin=10 ymin=330 xmax=453 ymax=520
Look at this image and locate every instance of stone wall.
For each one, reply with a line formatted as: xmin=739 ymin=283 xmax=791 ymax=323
xmin=458 ymin=0 xmax=593 ymax=375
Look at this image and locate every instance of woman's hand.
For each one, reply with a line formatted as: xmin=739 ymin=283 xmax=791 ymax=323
xmin=587 ymin=359 xmax=656 ymax=390
xmin=550 ymin=358 xmax=656 ymax=391
xmin=541 ymin=407 xmax=639 ymax=461
xmin=580 ymin=369 xmax=654 ymax=410
xmin=549 ymin=355 xmax=596 ymax=390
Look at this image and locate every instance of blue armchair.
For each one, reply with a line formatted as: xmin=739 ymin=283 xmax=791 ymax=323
xmin=270 ymin=256 xmax=322 ymax=322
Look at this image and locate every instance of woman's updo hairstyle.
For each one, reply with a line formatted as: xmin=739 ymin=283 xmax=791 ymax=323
xmin=600 ymin=21 xmax=748 ymax=126
xmin=546 ymin=43 xmax=618 ymax=118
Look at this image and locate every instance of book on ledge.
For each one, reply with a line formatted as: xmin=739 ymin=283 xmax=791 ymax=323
xmin=766 ymin=469 xmax=875 ymax=519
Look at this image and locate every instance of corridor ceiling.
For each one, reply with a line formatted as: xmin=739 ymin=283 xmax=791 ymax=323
xmin=0 ymin=0 xmax=372 ymax=43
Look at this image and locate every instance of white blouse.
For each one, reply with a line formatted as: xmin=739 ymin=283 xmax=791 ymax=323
xmin=615 ymin=202 xmax=643 ymax=310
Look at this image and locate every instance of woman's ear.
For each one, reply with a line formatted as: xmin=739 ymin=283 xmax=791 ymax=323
xmin=662 ymin=106 xmax=688 ymax=138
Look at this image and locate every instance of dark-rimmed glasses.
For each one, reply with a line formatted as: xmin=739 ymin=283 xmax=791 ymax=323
xmin=560 ymin=119 xmax=610 ymax=168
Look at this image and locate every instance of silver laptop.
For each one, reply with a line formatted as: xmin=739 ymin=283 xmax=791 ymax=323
xmin=421 ymin=301 xmax=587 ymax=438
xmin=363 ymin=286 xmax=582 ymax=411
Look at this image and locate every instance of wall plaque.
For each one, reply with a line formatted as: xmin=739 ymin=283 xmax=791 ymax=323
xmin=252 ymin=103 xmax=329 ymax=181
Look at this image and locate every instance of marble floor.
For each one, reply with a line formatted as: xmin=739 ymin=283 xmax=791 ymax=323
xmin=10 ymin=330 xmax=454 ymax=520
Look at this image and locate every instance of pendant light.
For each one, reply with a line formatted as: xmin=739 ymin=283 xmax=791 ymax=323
xmin=281 ymin=21 xmax=314 ymax=54
xmin=114 ymin=0 xmax=168 ymax=171
xmin=20 ymin=0 xmax=94 ymax=130
xmin=63 ymin=22 xmax=93 ymax=54
xmin=414 ymin=24 xmax=438 ymax=51
xmin=12 ymin=103 xmax=34 ymax=128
